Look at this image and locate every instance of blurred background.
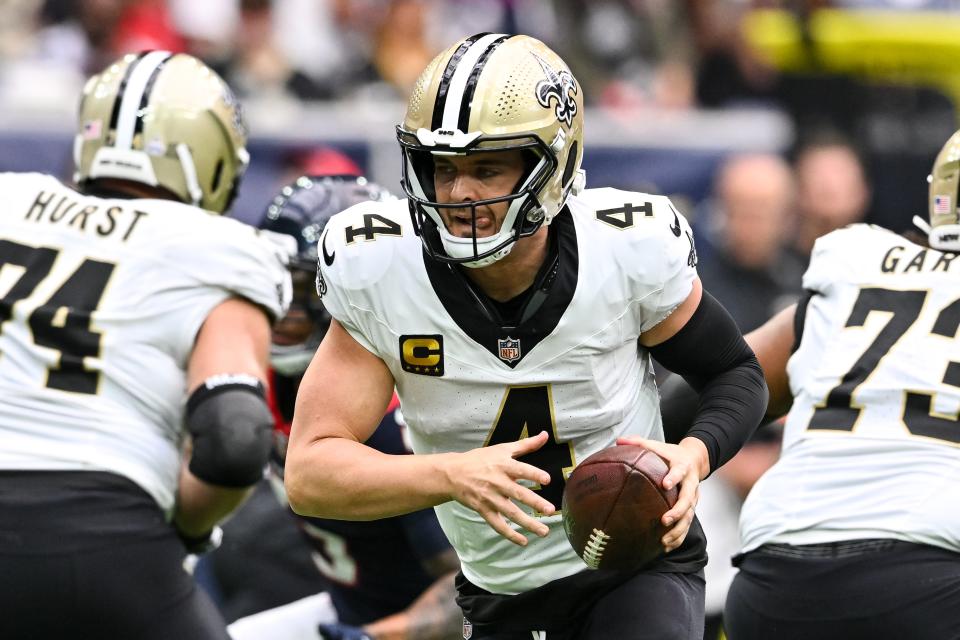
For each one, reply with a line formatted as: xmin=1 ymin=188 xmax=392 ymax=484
xmin=4 ymin=0 xmax=957 ymax=329
xmin=5 ymin=2 xmax=958 ymax=273
xmin=6 ymin=2 xmax=959 ymax=636
xmin=0 ymin=0 xmax=960 ymax=331
xmin=5 ymin=2 xmax=958 ymax=293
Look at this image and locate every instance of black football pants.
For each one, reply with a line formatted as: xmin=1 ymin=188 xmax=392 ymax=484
xmin=463 ymin=570 xmax=705 ymax=640
xmin=725 ymin=539 xmax=960 ymax=640
xmin=0 ymin=470 xmax=231 ymax=640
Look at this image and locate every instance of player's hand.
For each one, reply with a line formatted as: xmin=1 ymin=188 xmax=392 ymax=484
xmin=444 ymin=431 xmax=555 ymax=546
xmin=317 ymin=622 xmax=373 ymax=640
xmin=616 ymin=436 xmax=706 ymax=552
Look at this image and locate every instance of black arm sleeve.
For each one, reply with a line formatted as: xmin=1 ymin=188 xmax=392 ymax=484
xmin=658 ymin=372 xmax=701 ymax=446
xmin=648 ymin=291 xmax=768 ymax=475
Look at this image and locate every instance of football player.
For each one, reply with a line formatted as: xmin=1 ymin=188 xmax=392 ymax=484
xmin=0 ymin=51 xmax=291 ymax=639
xmin=226 ymin=175 xmax=462 ymax=640
xmin=720 ymin=130 xmax=960 ymax=639
xmin=283 ymin=34 xmax=768 ymax=640
xmin=660 ymin=130 xmax=960 ymax=639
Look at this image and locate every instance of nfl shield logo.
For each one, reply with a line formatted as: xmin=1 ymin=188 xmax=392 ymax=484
xmin=462 ymin=619 xmax=473 ymax=639
xmin=498 ymin=337 xmax=521 ymax=363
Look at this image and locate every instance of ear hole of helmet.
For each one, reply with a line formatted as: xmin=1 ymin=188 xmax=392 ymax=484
xmin=561 ymin=140 xmax=578 ymax=190
xmin=222 ymin=172 xmax=242 ymax=214
xmin=211 ymin=158 xmax=224 ymax=194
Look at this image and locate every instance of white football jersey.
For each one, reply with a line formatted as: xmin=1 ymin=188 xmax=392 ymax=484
xmin=318 ymin=188 xmax=697 ymax=594
xmin=0 ymin=172 xmax=291 ymax=514
xmin=740 ymin=224 xmax=960 ymax=553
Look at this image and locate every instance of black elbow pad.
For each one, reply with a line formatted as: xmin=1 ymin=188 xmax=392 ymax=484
xmin=185 ymin=375 xmax=274 ymax=488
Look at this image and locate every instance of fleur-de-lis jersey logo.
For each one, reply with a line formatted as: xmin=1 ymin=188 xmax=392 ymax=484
xmin=532 ymin=53 xmax=578 ymax=128
xmin=315 ymin=267 xmax=327 ymax=297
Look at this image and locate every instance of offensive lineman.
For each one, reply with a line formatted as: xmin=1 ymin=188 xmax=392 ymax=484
xmin=284 ymin=34 xmax=767 ymax=639
xmin=0 ymin=52 xmax=290 ymax=639
xmin=713 ymin=130 xmax=960 ymax=638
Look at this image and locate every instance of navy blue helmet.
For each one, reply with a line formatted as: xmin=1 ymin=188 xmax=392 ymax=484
xmin=260 ymin=174 xmax=395 ymax=375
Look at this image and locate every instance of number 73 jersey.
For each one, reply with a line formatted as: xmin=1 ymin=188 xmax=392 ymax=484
xmin=317 ymin=188 xmax=697 ymax=595
xmin=740 ymin=224 xmax=960 ymax=554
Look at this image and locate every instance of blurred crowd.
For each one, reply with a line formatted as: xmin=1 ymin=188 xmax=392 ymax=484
xmin=4 ymin=2 xmax=957 ymax=219
xmin=5 ymin=0 xmax=960 ymax=112
xmin=0 ymin=0 xmax=928 ymax=111
xmin=3 ymin=2 xmax=956 ymax=223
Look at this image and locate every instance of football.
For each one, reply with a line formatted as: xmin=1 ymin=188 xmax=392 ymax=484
xmin=562 ymin=444 xmax=677 ymax=571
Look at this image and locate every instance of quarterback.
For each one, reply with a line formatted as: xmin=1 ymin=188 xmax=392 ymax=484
xmin=0 ymin=52 xmax=290 ymax=638
xmin=286 ymin=35 xmax=767 ymax=639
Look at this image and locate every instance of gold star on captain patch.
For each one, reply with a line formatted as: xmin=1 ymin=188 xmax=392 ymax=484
xmin=399 ymin=334 xmax=444 ymax=376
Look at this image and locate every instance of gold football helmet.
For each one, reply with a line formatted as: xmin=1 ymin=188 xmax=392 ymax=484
xmin=397 ymin=34 xmax=585 ymax=267
xmin=73 ymin=51 xmax=249 ymax=214
xmin=920 ymin=129 xmax=960 ymax=251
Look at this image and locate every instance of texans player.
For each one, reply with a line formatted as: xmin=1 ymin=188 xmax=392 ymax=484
xmin=284 ymin=35 xmax=768 ymax=639
xmin=0 ymin=52 xmax=290 ymax=638
xmin=227 ymin=175 xmax=462 ymax=640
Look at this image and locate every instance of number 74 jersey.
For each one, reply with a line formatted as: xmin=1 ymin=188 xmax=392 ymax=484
xmin=0 ymin=173 xmax=291 ymax=514
xmin=317 ymin=188 xmax=697 ymax=595
xmin=740 ymin=223 xmax=960 ymax=554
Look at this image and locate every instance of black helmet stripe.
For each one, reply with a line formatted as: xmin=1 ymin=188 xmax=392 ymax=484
xmin=112 ymin=50 xmax=173 ymax=150
xmin=431 ymin=33 xmax=488 ymax=131
xmin=457 ymin=35 xmax=512 ymax=133
xmin=431 ymin=33 xmax=511 ymax=133
xmin=134 ymin=54 xmax=177 ymax=139
xmin=107 ymin=50 xmax=150 ymax=132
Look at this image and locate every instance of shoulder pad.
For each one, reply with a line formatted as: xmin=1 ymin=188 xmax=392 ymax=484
xmin=573 ymin=188 xmax=688 ymax=243
xmin=159 ymin=213 xmax=293 ymax=321
xmin=805 ymin=224 xmax=887 ymax=293
xmin=316 ymin=198 xmax=414 ymax=306
xmin=810 ymin=223 xmax=875 ymax=262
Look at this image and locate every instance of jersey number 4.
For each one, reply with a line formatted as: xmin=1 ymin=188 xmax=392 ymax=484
xmin=0 ymin=239 xmax=114 ymax=394
xmin=486 ymin=385 xmax=575 ymax=508
xmin=809 ymin=287 xmax=960 ymax=444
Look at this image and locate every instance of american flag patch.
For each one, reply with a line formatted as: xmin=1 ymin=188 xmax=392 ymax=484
xmin=934 ymin=195 xmax=951 ymax=215
xmin=82 ymin=119 xmax=102 ymax=140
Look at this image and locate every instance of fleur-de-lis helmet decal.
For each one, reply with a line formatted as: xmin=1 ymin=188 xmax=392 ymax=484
xmin=533 ymin=52 xmax=579 ymax=128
